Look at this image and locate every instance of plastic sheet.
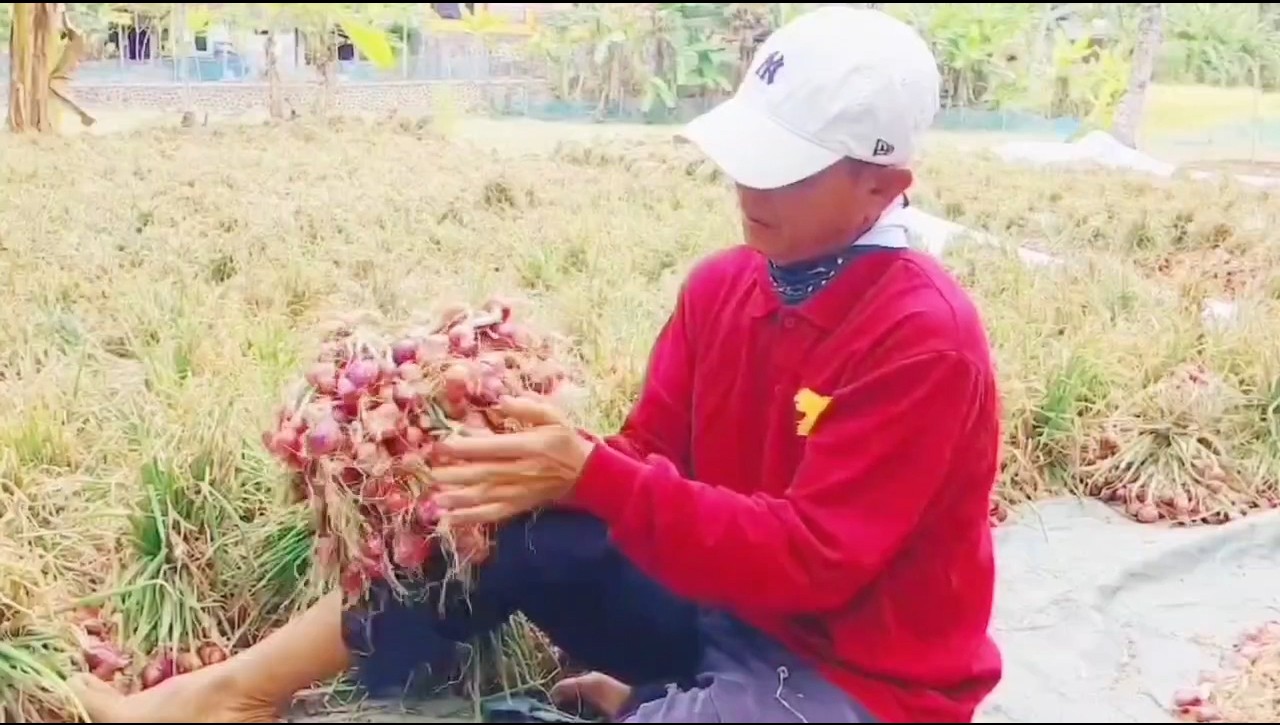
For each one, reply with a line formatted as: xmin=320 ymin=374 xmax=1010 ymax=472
xmin=977 ymin=498 xmax=1280 ymax=723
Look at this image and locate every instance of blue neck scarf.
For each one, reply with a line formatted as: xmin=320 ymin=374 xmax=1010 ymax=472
xmin=768 ymin=195 xmax=911 ymax=306
xmin=769 ymin=247 xmax=859 ymax=305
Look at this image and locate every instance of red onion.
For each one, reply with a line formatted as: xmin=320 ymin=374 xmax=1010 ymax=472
xmin=269 ymin=429 xmax=299 ymax=456
xmin=415 ymin=499 xmax=440 ymax=528
xmin=397 ymin=362 xmax=424 ymax=382
xmin=381 ymin=488 xmax=412 ymax=517
xmin=417 ymin=334 xmax=450 ymax=363
xmin=449 ymin=324 xmax=478 ymax=355
xmin=363 ymin=556 xmax=391 ymax=582
xmin=392 ymin=531 xmax=430 ymax=570
xmin=391 ymin=338 xmax=419 ymax=365
xmin=340 ymin=564 xmax=367 ymax=598
xmin=197 ymin=642 xmax=227 ymax=666
xmin=306 ymin=362 xmax=338 ymax=393
xmin=403 ymin=426 xmax=425 ymax=448
xmin=176 ymin=651 xmax=203 ymax=674
xmin=84 ymin=642 xmax=130 ymax=673
xmin=345 ymin=359 xmax=380 ymax=389
xmin=365 ymin=402 xmax=402 ymax=440
xmin=336 ymin=375 xmax=358 ymax=399
xmin=364 ymin=534 xmax=387 ymax=560
xmin=355 ymin=441 xmax=380 ymax=468
xmin=474 ymin=375 xmax=506 ymax=406
xmin=140 ymin=661 xmax=167 ymax=690
xmin=306 ymin=417 xmax=343 ymax=457
xmin=443 ymin=364 xmax=472 ymax=403
xmin=393 ymin=381 xmax=420 ymax=410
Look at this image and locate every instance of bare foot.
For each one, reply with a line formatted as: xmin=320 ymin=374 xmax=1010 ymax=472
xmin=550 ymin=671 xmax=632 ymax=720
xmin=69 ymin=663 xmax=280 ymax=723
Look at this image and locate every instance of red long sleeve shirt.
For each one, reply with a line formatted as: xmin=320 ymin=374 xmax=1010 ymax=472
xmin=568 ymin=244 xmax=1003 ymax=722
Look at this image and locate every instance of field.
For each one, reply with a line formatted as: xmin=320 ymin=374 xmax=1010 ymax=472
xmin=1 ymin=115 xmax=1280 ymax=723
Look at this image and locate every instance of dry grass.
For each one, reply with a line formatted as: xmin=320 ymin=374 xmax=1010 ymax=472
xmin=0 ymin=118 xmax=1278 ymax=720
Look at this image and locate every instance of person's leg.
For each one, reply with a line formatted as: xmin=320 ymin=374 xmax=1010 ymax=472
xmin=620 ymin=614 xmax=878 ymax=724
xmin=347 ymin=509 xmax=704 ymax=692
xmin=72 ymin=509 xmax=702 ymax=722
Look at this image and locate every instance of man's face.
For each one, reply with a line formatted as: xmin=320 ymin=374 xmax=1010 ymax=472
xmin=735 ymin=160 xmax=912 ymax=264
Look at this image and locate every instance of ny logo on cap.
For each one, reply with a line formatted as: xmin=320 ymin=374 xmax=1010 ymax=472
xmin=872 ymin=139 xmax=895 ymax=157
xmin=755 ymin=51 xmax=785 ymax=85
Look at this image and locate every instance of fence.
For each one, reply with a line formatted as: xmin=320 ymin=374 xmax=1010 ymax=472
xmin=4 ymin=26 xmax=1280 ymax=162
xmin=0 ymin=29 xmax=1093 ymax=132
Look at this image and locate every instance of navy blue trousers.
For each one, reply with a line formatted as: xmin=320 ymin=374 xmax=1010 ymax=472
xmin=341 ymin=510 xmax=875 ymax=722
xmin=341 ymin=509 xmax=705 ymax=696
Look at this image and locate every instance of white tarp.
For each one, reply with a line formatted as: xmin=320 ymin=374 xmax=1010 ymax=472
xmin=977 ymin=498 xmax=1280 ymax=723
xmin=991 ymin=130 xmax=1280 ymax=190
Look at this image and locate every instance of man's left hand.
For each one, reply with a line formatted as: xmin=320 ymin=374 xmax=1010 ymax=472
xmin=429 ymin=395 xmax=595 ymax=525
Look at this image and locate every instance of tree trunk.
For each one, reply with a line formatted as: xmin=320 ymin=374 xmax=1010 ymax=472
xmin=7 ymin=3 xmax=62 ymax=133
xmin=29 ymin=3 xmax=52 ymax=132
xmin=265 ymin=31 xmax=284 ymax=119
xmin=1111 ymin=2 xmax=1163 ymax=149
xmin=8 ymin=3 xmax=34 ymax=131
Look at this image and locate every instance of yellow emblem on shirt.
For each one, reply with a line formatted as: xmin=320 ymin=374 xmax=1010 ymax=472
xmin=794 ymin=388 xmax=832 ymax=437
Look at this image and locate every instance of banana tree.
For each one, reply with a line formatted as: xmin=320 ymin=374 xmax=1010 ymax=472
xmin=7 ymin=2 xmax=94 ymax=133
xmin=280 ymin=3 xmax=395 ymax=113
xmin=211 ymin=3 xmax=395 ymax=118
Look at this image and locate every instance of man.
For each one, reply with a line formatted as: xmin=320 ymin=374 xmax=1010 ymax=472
xmin=71 ymin=7 xmax=1002 ymax=723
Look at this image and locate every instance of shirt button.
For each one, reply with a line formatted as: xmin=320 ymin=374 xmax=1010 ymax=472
xmin=782 ymin=317 xmax=797 ymax=330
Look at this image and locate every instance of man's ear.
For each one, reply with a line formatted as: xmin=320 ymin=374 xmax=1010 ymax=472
xmin=867 ymin=166 xmax=913 ymax=202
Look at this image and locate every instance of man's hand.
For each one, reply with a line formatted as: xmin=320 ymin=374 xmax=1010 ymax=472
xmin=430 ymin=395 xmax=595 ymax=526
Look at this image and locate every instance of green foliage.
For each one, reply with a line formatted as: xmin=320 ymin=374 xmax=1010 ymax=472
xmin=1159 ymin=4 xmax=1280 ymax=87
xmin=528 ymin=3 xmax=749 ymax=119
xmin=525 ymin=2 xmax=1280 ymax=121
xmin=1051 ymin=34 xmax=1131 ymax=127
xmin=29 ymin=2 xmax=1280 ymax=119
xmin=898 ymin=3 xmax=1034 ymax=108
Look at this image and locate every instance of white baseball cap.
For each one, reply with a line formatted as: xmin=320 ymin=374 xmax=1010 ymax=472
xmin=680 ymin=6 xmax=940 ymax=190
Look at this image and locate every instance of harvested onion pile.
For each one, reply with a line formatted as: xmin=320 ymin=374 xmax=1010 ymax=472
xmin=73 ymin=607 xmax=226 ymax=693
xmin=263 ymin=299 xmax=580 ymax=601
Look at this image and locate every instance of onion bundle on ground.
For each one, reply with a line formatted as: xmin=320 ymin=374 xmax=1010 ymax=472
xmin=72 ymin=607 xmax=229 ymax=696
xmin=262 ymin=299 xmax=581 ymax=601
xmin=73 ymin=607 xmax=228 ymax=693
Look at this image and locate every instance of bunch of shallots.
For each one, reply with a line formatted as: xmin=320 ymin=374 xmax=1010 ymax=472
xmin=74 ymin=607 xmax=226 ymax=692
xmin=263 ymin=299 xmax=581 ymax=600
